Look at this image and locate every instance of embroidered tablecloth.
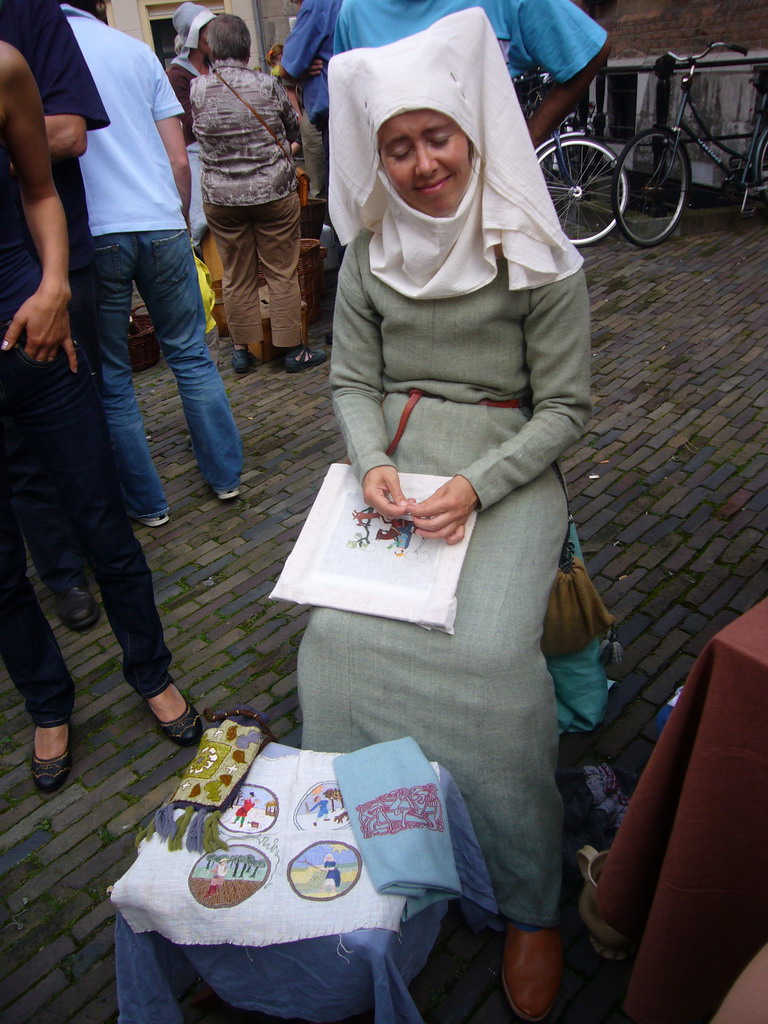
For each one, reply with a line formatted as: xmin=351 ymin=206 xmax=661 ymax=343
xmin=114 ymin=744 xmax=500 ymax=1024
xmin=113 ymin=749 xmax=407 ymax=947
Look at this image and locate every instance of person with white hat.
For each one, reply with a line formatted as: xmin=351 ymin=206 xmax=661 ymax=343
xmin=298 ymin=9 xmax=592 ymax=1020
xmin=168 ymin=2 xmax=218 ymax=246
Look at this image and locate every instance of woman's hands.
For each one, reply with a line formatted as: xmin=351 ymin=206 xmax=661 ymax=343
xmin=407 ymin=475 xmax=479 ymax=545
xmin=2 ymin=280 xmax=76 ymax=371
xmin=0 ymin=45 xmax=76 ymax=371
xmin=362 ymin=465 xmax=409 ymax=519
xmin=362 ymin=467 xmax=479 ymax=546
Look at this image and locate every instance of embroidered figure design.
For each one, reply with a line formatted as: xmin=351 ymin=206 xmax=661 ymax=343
xmin=347 ymin=507 xmax=426 ymax=560
xmin=294 ymin=781 xmax=347 ymax=831
xmin=189 ymin=845 xmax=271 ymax=908
xmin=220 ymin=785 xmax=279 ymax=838
xmin=356 ymin=783 xmax=444 ymax=838
xmin=287 ymin=842 xmax=362 ymax=901
xmin=375 ymin=518 xmax=415 ymax=553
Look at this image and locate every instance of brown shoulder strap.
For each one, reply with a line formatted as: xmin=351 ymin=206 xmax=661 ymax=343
xmin=213 ymin=70 xmax=295 ymax=170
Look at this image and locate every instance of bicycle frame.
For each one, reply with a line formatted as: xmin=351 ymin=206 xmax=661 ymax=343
xmin=662 ymin=61 xmax=768 ymax=200
xmin=537 ymin=127 xmax=588 ymax=188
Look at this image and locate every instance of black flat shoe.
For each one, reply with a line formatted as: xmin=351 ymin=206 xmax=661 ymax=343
xmin=32 ymin=727 xmax=72 ymax=794
xmin=158 ymin=700 xmax=203 ymax=747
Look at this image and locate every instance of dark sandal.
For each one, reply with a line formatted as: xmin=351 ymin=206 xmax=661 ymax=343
xmin=158 ymin=700 xmax=203 ymax=747
xmin=285 ymin=347 xmax=327 ymax=373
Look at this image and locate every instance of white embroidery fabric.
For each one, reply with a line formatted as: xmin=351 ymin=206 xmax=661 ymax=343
xmin=270 ymin=464 xmax=477 ymax=633
xmin=112 ymin=749 xmax=406 ymax=947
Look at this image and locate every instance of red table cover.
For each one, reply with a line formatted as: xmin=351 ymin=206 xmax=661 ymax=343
xmin=597 ymin=597 xmax=768 ymax=1024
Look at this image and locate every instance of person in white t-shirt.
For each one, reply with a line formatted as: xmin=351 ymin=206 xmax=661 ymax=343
xmin=60 ymin=0 xmax=242 ymax=525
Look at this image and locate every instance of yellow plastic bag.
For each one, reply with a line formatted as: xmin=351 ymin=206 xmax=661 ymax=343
xmin=193 ymin=247 xmax=217 ymax=334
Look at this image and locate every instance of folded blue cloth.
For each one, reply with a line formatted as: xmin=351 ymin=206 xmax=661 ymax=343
xmin=334 ymin=737 xmax=462 ymax=920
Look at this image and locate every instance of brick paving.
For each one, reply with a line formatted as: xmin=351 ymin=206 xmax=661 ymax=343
xmin=1 ymin=216 xmax=767 ymax=1024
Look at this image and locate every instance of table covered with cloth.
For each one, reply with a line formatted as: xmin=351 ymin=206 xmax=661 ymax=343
xmin=597 ymin=597 xmax=768 ymax=1024
xmin=115 ymin=743 xmax=500 ymax=1024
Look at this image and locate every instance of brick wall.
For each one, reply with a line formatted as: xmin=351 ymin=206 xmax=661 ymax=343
xmin=590 ymin=0 xmax=768 ymax=59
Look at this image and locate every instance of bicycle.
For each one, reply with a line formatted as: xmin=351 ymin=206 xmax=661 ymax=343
xmin=610 ymin=42 xmax=768 ymax=247
xmin=515 ymin=69 xmax=628 ymax=247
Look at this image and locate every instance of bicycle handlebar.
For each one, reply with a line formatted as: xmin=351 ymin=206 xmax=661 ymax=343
xmin=666 ymin=40 xmax=748 ymax=65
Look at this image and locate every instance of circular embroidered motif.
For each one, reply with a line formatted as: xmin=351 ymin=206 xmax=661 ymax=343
xmin=188 ymin=846 xmax=271 ymax=908
xmin=220 ymin=785 xmax=279 ymax=837
xmin=287 ymin=842 xmax=362 ymax=901
xmin=293 ymin=781 xmax=349 ymax=831
xmin=185 ymin=740 xmax=230 ymax=780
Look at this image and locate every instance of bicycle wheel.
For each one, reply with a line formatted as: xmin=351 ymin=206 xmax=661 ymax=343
xmin=537 ymin=136 xmax=625 ymax=246
xmin=612 ymin=127 xmax=691 ymax=247
xmin=753 ymin=127 xmax=768 ymax=209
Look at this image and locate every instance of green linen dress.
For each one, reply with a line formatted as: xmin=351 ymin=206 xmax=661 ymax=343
xmin=298 ymin=231 xmax=592 ymax=925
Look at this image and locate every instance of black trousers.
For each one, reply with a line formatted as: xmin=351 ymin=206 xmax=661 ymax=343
xmin=5 ymin=262 xmax=102 ymax=593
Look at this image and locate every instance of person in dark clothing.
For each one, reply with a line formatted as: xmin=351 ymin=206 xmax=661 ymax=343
xmin=0 ymin=0 xmax=109 ymax=630
xmin=0 ymin=41 xmax=203 ymax=794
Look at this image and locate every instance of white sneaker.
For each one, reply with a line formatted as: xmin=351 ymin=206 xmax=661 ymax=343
xmin=217 ymin=487 xmax=240 ymax=501
xmin=130 ymin=512 xmax=170 ymax=527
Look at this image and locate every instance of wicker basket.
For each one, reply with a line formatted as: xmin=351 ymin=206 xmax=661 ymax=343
xmin=128 ymin=306 xmax=160 ymax=372
xmin=258 ymin=239 xmax=324 ymax=323
xmin=300 ymin=198 xmax=326 ymax=240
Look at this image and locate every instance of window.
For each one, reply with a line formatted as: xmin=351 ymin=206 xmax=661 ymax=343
xmin=137 ymin=1 xmax=225 ymax=67
xmin=608 ymin=73 xmax=638 ymax=140
xmin=150 ymin=17 xmax=177 ymax=67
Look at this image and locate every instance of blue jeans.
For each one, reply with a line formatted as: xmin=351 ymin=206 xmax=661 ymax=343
xmin=94 ymin=229 xmax=242 ymax=518
xmin=0 ymin=341 xmax=173 ymax=726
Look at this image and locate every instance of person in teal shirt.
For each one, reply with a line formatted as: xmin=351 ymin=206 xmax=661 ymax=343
xmin=334 ymin=0 xmax=610 ymax=146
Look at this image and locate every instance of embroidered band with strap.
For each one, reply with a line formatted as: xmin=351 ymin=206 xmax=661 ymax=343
xmin=385 ymin=388 xmax=531 ymax=457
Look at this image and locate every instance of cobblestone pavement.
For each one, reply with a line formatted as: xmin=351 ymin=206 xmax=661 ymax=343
xmin=1 ymin=219 xmax=767 ymax=1024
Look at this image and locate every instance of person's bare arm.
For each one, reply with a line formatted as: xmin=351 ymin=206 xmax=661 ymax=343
xmin=527 ymin=38 xmax=611 ymax=147
xmin=155 ymin=114 xmax=191 ymax=224
xmin=0 ymin=43 xmax=75 ymax=369
xmin=711 ymin=942 xmax=768 ymax=1024
xmin=45 ymin=112 xmax=87 ymax=161
xmin=281 ymin=76 xmax=303 ymax=121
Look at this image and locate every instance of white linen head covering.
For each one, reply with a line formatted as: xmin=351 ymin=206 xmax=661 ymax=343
xmin=328 ymin=7 xmax=582 ymax=298
xmin=172 ymin=2 xmax=216 ymax=62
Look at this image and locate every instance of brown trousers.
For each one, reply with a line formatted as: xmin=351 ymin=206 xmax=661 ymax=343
xmin=204 ymin=192 xmax=302 ymax=349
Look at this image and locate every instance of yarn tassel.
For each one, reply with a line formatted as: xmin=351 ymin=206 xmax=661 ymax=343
xmin=186 ymin=808 xmax=208 ymax=853
xmin=600 ymin=627 xmax=624 ymax=666
xmin=202 ymin=810 xmax=228 ymax=853
xmin=154 ymin=803 xmax=178 ymax=842
xmin=168 ymin=805 xmax=194 ymax=852
xmin=135 ymin=817 xmax=155 ymax=848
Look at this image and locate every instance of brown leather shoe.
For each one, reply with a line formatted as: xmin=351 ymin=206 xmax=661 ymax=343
xmin=501 ymin=923 xmax=563 ymax=1022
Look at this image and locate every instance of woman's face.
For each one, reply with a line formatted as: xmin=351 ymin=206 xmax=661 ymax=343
xmin=378 ymin=110 xmax=472 ymax=218
xmin=197 ymin=24 xmax=212 ymax=57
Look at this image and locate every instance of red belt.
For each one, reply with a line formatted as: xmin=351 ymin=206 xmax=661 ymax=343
xmin=385 ymin=387 xmax=531 ymax=457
